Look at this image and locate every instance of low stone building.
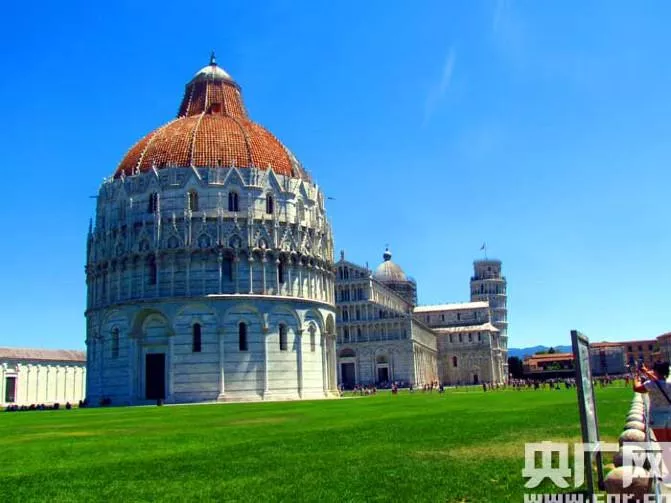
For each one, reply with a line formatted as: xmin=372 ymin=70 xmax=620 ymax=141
xmin=1 ymin=348 xmax=86 ymax=406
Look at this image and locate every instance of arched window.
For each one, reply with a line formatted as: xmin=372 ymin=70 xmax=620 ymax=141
xmin=266 ymin=194 xmax=274 ymax=214
xmin=278 ymin=260 xmax=285 ymax=284
xmin=279 ymin=324 xmax=288 ymax=351
xmin=343 ymin=327 xmax=350 ymax=342
xmin=342 ymin=309 xmax=349 ymax=322
xmin=468 ymin=333 xmax=472 ymax=342
xmin=452 ymin=356 xmax=458 ymax=368
xmin=309 ymin=326 xmax=316 ymax=352
xmin=192 ymin=323 xmax=202 ymax=352
xmin=296 ymin=200 xmax=305 ymax=220
xmin=238 ymin=322 xmax=248 ymax=351
xmin=357 ymin=327 xmax=362 ymax=340
xmin=111 ymin=328 xmax=119 ymax=359
xmin=148 ymin=192 xmax=158 ymax=213
xmin=188 ymin=190 xmax=199 ymax=212
xmin=148 ymin=255 xmax=157 ymax=285
xmin=449 ymin=334 xmax=453 ymax=343
xmin=458 ymin=334 xmax=462 ymax=343
xmin=228 ymin=191 xmax=239 ymax=212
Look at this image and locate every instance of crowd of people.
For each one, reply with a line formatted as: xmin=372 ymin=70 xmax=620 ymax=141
xmin=4 ymin=399 xmax=87 ymax=412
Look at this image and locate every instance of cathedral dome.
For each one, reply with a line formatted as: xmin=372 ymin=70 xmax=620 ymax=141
xmin=373 ymin=248 xmax=408 ymax=283
xmin=114 ymin=54 xmax=307 ymax=180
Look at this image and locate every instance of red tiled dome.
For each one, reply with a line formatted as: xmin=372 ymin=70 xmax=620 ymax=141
xmin=115 ymin=55 xmax=306 ymax=179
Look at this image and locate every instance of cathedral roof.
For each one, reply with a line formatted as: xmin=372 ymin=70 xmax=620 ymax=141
xmin=114 ymin=54 xmax=308 ymax=180
xmin=373 ymin=248 xmax=408 ymax=283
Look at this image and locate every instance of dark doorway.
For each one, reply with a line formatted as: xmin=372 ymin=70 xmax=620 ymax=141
xmin=145 ymin=353 xmax=166 ymax=400
xmin=341 ymin=363 xmax=355 ymax=389
xmin=5 ymin=377 xmax=16 ymax=403
xmin=377 ymin=367 xmax=389 ymax=384
xmin=473 ymin=374 xmax=479 ymax=385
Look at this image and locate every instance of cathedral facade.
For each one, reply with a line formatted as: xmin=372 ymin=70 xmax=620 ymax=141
xmin=85 ymin=56 xmax=338 ymax=405
xmin=335 ymin=251 xmax=507 ymax=387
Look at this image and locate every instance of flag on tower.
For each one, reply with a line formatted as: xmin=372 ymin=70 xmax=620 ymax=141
xmin=480 ymin=242 xmax=486 ymax=250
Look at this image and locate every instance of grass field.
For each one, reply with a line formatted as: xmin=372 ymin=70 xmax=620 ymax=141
xmin=0 ymin=386 xmax=630 ymax=502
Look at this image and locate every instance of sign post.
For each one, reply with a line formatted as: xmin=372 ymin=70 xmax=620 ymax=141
xmin=571 ymin=329 xmax=605 ymax=493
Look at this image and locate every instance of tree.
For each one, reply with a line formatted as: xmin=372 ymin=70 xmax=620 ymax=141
xmin=508 ymin=356 xmax=524 ymax=379
xmin=548 ymin=347 xmax=556 ymax=354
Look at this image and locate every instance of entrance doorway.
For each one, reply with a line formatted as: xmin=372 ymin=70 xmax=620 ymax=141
xmin=377 ymin=366 xmax=389 ymax=384
xmin=341 ymin=363 xmax=355 ymax=389
xmin=473 ymin=374 xmax=479 ymax=385
xmin=4 ymin=376 xmax=16 ymax=403
xmin=145 ymin=353 xmax=166 ymax=400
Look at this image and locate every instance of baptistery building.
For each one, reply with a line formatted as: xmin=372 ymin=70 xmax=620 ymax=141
xmin=85 ymin=55 xmax=338 ymax=405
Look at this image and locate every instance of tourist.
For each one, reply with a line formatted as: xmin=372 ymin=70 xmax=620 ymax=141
xmin=634 ymin=361 xmax=671 ymax=441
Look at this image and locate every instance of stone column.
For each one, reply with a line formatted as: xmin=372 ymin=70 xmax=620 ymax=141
xmin=218 ymin=251 xmax=224 ymax=294
xmin=170 ymin=255 xmax=176 ymax=297
xmin=234 ymin=253 xmax=240 ymax=294
xmin=275 ymin=257 xmax=281 ymax=295
xmin=128 ymin=336 xmax=135 ymax=403
xmin=186 ymin=254 xmax=191 ymax=296
xmin=167 ymin=337 xmax=174 ymax=402
xmin=296 ymin=329 xmax=303 ymax=398
xmin=248 ymin=255 xmax=254 ymax=294
xmin=218 ymin=328 xmax=225 ymax=400
xmin=262 ymin=255 xmax=267 ymax=294
xmin=155 ymin=255 xmax=161 ymax=298
xmin=287 ymin=261 xmax=293 ymax=296
xmin=321 ymin=336 xmax=328 ymax=395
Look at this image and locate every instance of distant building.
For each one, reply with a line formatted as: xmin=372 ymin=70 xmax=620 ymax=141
xmin=1 ymin=348 xmax=86 ymax=406
xmin=619 ymin=339 xmax=659 ymax=367
xmin=523 ymin=352 xmax=574 ymax=377
xmin=589 ymin=342 xmax=625 ymax=376
xmin=334 ymin=251 xmax=437 ymax=388
xmin=335 ymin=248 xmax=508 ymax=387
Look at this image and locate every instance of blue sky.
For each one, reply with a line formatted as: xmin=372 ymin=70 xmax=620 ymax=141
xmin=1 ymin=1 xmax=670 ymax=350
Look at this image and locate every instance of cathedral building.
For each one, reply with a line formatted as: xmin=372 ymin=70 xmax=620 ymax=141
xmin=335 ymin=249 xmax=507 ymax=387
xmin=85 ymin=55 xmax=338 ymax=405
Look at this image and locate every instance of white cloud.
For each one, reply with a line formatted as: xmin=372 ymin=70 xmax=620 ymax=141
xmin=423 ymin=46 xmax=456 ymax=127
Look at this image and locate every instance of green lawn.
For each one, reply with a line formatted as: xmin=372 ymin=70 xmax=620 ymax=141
xmin=0 ymin=386 xmax=630 ymax=502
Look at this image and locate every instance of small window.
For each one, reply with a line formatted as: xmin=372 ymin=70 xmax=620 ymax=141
xmin=468 ymin=333 xmax=472 ymax=342
xmin=224 ymin=257 xmax=233 ymax=281
xmin=112 ymin=328 xmax=120 ymax=359
xmin=449 ymin=334 xmax=453 ymax=343
xmin=309 ymin=327 xmax=316 ymax=352
xmin=457 ymin=313 xmax=461 ymax=321
xmin=452 ymin=356 xmax=458 ymax=368
xmin=239 ymin=322 xmax=248 ymax=351
xmin=279 ymin=324 xmax=288 ymax=351
xmin=478 ymin=332 xmax=481 ymax=341
xmin=343 ymin=327 xmax=350 ymax=342
xmin=266 ymin=194 xmax=274 ymax=214
xmin=148 ymin=192 xmax=158 ymax=213
xmin=148 ymin=256 xmax=157 ymax=285
xmin=228 ymin=191 xmax=239 ymax=212
xmin=188 ymin=190 xmax=199 ymax=212
xmin=458 ymin=334 xmax=462 ymax=343
xmin=192 ymin=323 xmax=202 ymax=352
